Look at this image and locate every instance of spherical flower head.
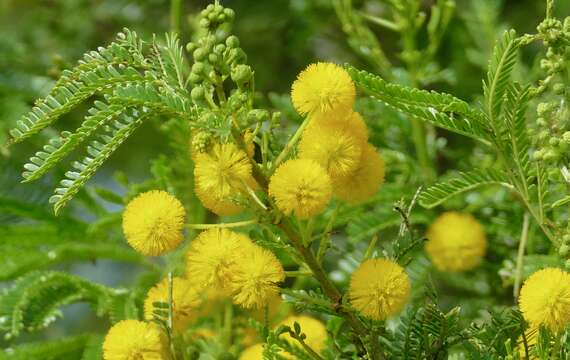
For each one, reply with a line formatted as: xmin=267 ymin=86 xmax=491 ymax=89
xmin=425 ymin=212 xmax=487 ymax=272
xmin=299 ymin=120 xmax=363 ymax=180
xmin=349 ymin=258 xmax=410 ymax=320
xmin=122 ymin=190 xmax=186 ymax=256
xmin=269 ymin=159 xmax=332 ymax=219
xmin=291 ymin=62 xmax=356 ymax=117
xmin=239 ymin=344 xmax=264 ymax=360
xmin=310 ymin=110 xmax=368 ymax=144
xmin=277 ymin=315 xmax=328 ymax=356
xmin=230 ymin=244 xmax=285 ymax=309
xmin=186 ymin=228 xmax=255 ymax=292
xmin=103 ymin=320 xmax=169 ymax=360
xmin=194 ymin=142 xmax=252 ymax=215
xmin=333 ymin=143 xmax=385 ymax=203
xmin=144 ymin=277 xmax=201 ymax=333
xmin=519 ymin=267 xmax=570 ymax=332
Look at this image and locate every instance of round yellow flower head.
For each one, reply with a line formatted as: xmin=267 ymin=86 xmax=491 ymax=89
xmin=144 ymin=277 xmax=201 ymax=333
xmin=291 ymin=62 xmax=356 ymax=116
xmin=103 ymin=320 xmax=169 ymax=360
xmin=299 ymin=120 xmax=363 ymax=180
xmin=122 ymin=190 xmax=186 ymax=256
xmin=186 ymin=228 xmax=255 ymax=292
xmin=310 ymin=110 xmax=369 ymax=144
xmin=333 ymin=143 xmax=385 ymax=203
xmin=349 ymin=258 xmax=410 ymax=320
xmin=425 ymin=212 xmax=487 ymax=272
xmin=194 ymin=142 xmax=252 ymax=215
xmin=230 ymin=244 xmax=285 ymax=309
xmin=239 ymin=343 xmax=264 ymax=360
xmin=519 ymin=267 xmax=570 ymax=332
xmin=269 ymin=159 xmax=332 ymax=219
xmin=278 ymin=315 xmax=328 ymax=356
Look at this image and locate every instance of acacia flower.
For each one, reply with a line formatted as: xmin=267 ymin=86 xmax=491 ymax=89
xmin=310 ymin=110 xmax=369 ymax=144
xmin=349 ymin=258 xmax=410 ymax=320
xmin=103 ymin=320 xmax=169 ymax=360
xmin=291 ymin=62 xmax=356 ymax=116
xmin=278 ymin=315 xmax=328 ymax=356
xmin=425 ymin=212 xmax=487 ymax=272
xmin=194 ymin=142 xmax=253 ymax=215
xmin=519 ymin=267 xmax=570 ymax=332
xmin=185 ymin=228 xmax=255 ymax=292
xmin=333 ymin=143 xmax=385 ymax=203
xmin=269 ymin=159 xmax=332 ymax=219
xmin=299 ymin=119 xmax=363 ymax=179
xmin=144 ymin=277 xmax=201 ymax=333
xmin=122 ymin=190 xmax=185 ymax=256
xmin=239 ymin=344 xmax=264 ymax=360
xmin=230 ymin=244 xmax=285 ymax=309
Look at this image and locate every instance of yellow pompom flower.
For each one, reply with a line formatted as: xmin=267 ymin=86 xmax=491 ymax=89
xmin=299 ymin=120 xmax=363 ymax=180
xmin=278 ymin=315 xmax=328 ymax=356
xmin=309 ymin=110 xmax=368 ymax=144
xmin=269 ymin=159 xmax=332 ymax=219
xmin=239 ymin=344 xmax=264 ymax=360
xmin=103 ymin=320 xmax=169 ymax=360
xmin=186 ymin=228 xmax=255 ymax=292
xmin=333 ymin=143 xmax=385 ymax=203
xmin=425 ymin=212 xmax=487 ymax=272
xmin=349 ymin=258 xmax=410 ymax=320
xmin=194 ymin=142 xmax=253 ymax=216
xmin=122 ymin=190 xmax=186 ymax=256
xmin=291 ymin=62 xmax=356 ymax=116
xmin=230 ymin=244 xmax=285 ymax=309
xmin=144 ymin=277 xmax=201 ymax=333
xmin=519 ymin=267 xmax=570 ymax=332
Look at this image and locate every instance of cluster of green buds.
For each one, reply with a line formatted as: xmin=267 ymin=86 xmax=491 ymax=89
xmin=530 ymin=14 xmax=570 ymax=180
xmin=558 ymin=232 xmax=570 ymax=269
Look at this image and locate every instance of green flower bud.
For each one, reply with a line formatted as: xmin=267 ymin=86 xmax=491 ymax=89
xmin=559 ymin=244 xmax=570 ymax=257
xmin=193 ymin=48 xmax=207 ymax=61
xmin=192 ymin=62 xmax=205 ymax=74
xmin=228 ymin=48 xmax=247 ymax=64
xmin=533 ymin=149 xmax=544 ymax=161
xmin=226 ymin=35 xmax=240 ymax=48
xmin=189 ymin=72 xmax=202 ymax=84
xmin=231 ymin=64 xmax=253 ymax=84
xmin=565 ymin=259 xmax=570 ymax=270
xmin=199 ymin=18 xmax=210 ymax=28
xmin=553 ymin=83 xmax=565 ymax=95
xmin=563 ymin=234 xmax=570 ymax=243
xmin=562 ymin=131 xmax=570 ymax=143
xmin=247 ymin=109 xmax=269 ymax=123
xmin=224 ymin=8 xmax=235 ymax=21
xmin=186 ymin=42 xmax=197 ymax=53
xmin=549 ymin=137 xmax=560 ymax=147
xmin=208 ymin=53 xmax=219 ymax=64
xmin=214 ymin=44 xmax=226 ymax=54
xmin=191 ymin=86 xmax=206 ymax=102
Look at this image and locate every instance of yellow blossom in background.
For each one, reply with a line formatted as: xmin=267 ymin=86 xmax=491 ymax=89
xmin=194 ymin=142 xmax=253 ymax=215
xmin=269 ymin=159 xmax=332 ymax=219
xmin=144 ymin=277 xmax=201 ymax=333
xmin=333 ymin=143 xmax=385 ymax=203
xmin=239 ymin=343 xmax=264 ymax=360
xmin=299 ymin=119 xmax=363 ymax=179
xmin=349 ymin=258 xmax=410 ymax=320
xmin=230 ymin=244 xmax=285 ymax=309
xmin=425 ymin=212 xmax=487 ymax=272
xmin=309 ymin=110 xmax=369 ymax=144
xmin=291 ymin=62 xmax=355 ymax=116
xmin=186 ymin=228 xmax=255 ymax=292
xmin=519 ymin=267 xmax=570 ymax=332
xmin=517 ymin=326 xmax=538 ymax=360
xmin=122 ymin=190 xmax=185 ymax=256
xmin=103 ymin=320 xmax=169 ymax=360
xmin=278 ymin=315 xmax=328 ymax=356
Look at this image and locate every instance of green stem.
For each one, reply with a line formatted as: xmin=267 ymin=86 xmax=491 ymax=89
xmin=285 ymin=270 xmax=313 ymax=277
xmin=363 ymin=235 xmax=379 ymax=261
xmin=169 ymin=0 xmax=182 ymax=34
xmin=222 ymin=300 xmax=233 ymax=348
xmin=513 ymin=212 xmax=530 ymax=300
xmin=317 ymin=204 xmax=340 ymax=262
xmin=270 ymin=117 xmax=311 ymax=174
xmin=186 ymin=219 xmax=258 ymax=229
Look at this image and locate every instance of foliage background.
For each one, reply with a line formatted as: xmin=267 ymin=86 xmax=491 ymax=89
xmin=0 ymin=0 xmax=569 ymax=357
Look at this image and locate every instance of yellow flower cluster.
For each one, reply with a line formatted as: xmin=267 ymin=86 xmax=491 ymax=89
xmin=519 ymin=267 xmax=570 ymax=333
xmin=349 ymin=258 xmax=411 ymax=320
xmin=240 ymin=315 xmax=328 ymax=359
xmin=425 ymin=212 xmax=487 ymax=272
xmin=143 ymin=277 xmax=201 ymax=333
xmin=103 ymin=320 xmax=169 ymax=360
xmin=193 ymin=142 xmax=257 ymax=216
xmin=269 ymin=62 xmax=385 ymax=219
xmin=186 ymin=228 xmax=285 ymax=309
xmin=122 ymin=190 xmax=186 ymax=256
